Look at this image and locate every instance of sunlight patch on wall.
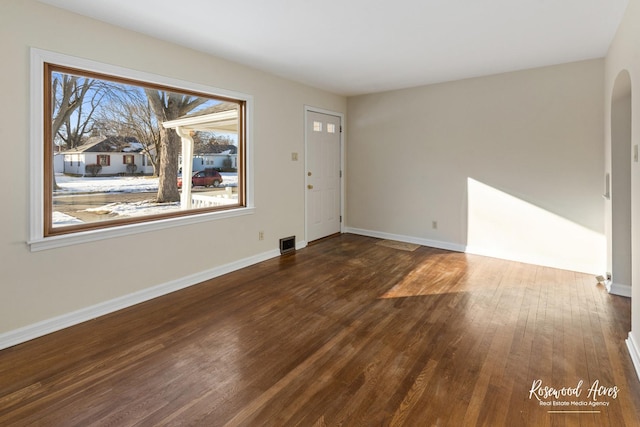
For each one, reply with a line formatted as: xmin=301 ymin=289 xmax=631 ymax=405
xmin=466 ymin=178 xmax=605 ymax=274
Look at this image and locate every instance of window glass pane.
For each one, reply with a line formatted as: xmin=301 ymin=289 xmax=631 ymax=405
xmin=313 ymin=121 xmax=322 ymax=132
xmin=47 ymin=64 xmax=245 ymax=235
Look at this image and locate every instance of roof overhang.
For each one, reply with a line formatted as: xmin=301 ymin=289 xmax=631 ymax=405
xmin=162 ymin=109 xmax=237 ymax=133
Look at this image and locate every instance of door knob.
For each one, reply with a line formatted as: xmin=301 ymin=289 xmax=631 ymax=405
xmin=307 ymin=184 xmax=313 ymax=189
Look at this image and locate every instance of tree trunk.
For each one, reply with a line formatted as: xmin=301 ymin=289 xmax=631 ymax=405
xmin=156 ymin=126 xmax=180 ymax=202
xmin=145 ymin=89 xmax=208 ymax=203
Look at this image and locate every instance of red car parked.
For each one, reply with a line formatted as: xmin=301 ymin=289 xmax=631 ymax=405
xmin=177 ymin=169 xmax=223 ymax=188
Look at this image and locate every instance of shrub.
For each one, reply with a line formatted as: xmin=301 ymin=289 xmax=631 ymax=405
xmin=222 ymin=156 xmax=232 ymax=170
xmin=85 ymin=164 xmax=102 ymax=177
xmin=126 ymin=164 xmax=138 ymax=174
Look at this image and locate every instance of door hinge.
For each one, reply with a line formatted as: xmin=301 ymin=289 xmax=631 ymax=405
xmin=340 ymin=125 xmax=343 ymax=133
xmin=340 ymin=215 xmax=342 ymax=223
xmin=340 ymin=170 xmax=342 ymax=178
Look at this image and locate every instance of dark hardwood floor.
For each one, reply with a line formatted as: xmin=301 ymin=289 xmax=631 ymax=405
xmin=1 ymin=234 xmax=640 ymax=426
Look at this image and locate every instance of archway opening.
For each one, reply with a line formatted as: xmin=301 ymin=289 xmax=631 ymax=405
xmin=609 ymin=70 xmax=632 ymax=296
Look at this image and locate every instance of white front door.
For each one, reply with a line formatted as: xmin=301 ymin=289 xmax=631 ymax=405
xmin=306 ymin=110 xmax=342 ymax=242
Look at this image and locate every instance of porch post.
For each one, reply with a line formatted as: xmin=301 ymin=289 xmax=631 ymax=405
xmin=175 ymin=127 xmax=194 ymax=210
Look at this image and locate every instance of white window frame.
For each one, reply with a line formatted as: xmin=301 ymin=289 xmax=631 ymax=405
xmin=29 ymin=48 xmax=254 ymax=252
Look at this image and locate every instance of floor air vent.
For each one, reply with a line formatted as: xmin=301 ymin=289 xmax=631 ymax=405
xmin=280 ymin=236 xmax=295 ymax=255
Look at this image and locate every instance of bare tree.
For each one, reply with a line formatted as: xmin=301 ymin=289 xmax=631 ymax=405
xmin=96 ymin=91 xmax=162 ymax=176
xmin=192 ymin=131 xmax=236 ymax=153
xmin=123 ymin=99 xmax=162 ymax=176
xmin=51 ymin=74 xmax=94 ymax=188
xmin=144 ymin=90 xmax=208 ymax=203
xmin=57 ymin=83 xmax=108 ymax=149
xmin=51 ymin=74 xmax=94 ymax=141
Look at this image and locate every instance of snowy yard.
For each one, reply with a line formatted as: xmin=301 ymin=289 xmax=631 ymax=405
xmin=55 ymin=173 xmax=238 ymax=193
xmin=53 ymin=173 xmax=238 ymax=226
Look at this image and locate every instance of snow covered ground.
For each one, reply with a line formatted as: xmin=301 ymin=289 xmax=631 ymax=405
xmin=55 ymin=173 xmax=238 ymax=193
xmin=53 ymin=173 xmax=238 ymax=226
xmin=52 ymin=211 xmax=85 ymax=226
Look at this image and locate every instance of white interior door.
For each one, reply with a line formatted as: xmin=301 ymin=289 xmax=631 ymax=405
xmin=306 ymin=111 xmax=342 ymax=242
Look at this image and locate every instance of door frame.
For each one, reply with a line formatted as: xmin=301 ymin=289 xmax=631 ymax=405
xmin=304 ymin=105 xmax=345 ymax=244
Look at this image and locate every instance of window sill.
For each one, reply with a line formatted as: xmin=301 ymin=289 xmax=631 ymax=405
xmin=28 ymin=206 xmax=255 ymax=252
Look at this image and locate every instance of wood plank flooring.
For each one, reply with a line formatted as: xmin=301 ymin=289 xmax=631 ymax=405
xmin=1 ymin=233 xmax=640 ymax=426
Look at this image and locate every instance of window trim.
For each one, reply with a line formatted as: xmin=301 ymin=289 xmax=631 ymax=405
xmin=97 ymin=155 xmax=111 ymax=166
xmin=29 ymin=48 xmax=254 ymax=252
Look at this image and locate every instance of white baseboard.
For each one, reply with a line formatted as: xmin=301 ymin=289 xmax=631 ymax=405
xmin=464 ymin=244 xmax=601 ymax=275
xmin=346 ymin=227 xmax=603 ymax=274
xmin=626 ymin=333 xmax=640 ymax=382
xmin=344 ymin=227 xmax=466 ymax=253
xmin=608 ymin=281 xmax=632 ymax=298
xmin=0 ymin=248 xmax=282 ymax=351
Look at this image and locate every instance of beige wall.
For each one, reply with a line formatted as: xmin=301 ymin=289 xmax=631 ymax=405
xmin=0 ymin=1 xmax=345 ymax=337
xmin=347 ymin=60 xmax=605 ymax=273
xmin=605 ymin=0 xmax=640 ymax=373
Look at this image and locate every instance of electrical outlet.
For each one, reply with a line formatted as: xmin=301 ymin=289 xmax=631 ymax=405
xmin=432 ymin=221 xmax=438 ymax=229
xmin=291 ymin=152 xmax=298 ymax=161
xmin=259 ymin=231 xmax=264 ymax=240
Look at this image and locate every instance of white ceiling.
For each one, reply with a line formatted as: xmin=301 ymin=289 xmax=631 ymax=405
xmin=39 ymin=0 xmax=628 ymax=96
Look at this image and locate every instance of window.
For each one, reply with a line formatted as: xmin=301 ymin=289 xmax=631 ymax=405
xmin=30 ymin=49 xmax=254 ymax=250
xmin=97 ymin=155 xmax=111 ymax=166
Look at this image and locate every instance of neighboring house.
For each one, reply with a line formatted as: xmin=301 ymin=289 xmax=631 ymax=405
xmin=180 ymin=145 xmax=238 ymax=172
xmin=175 ymin=102 xmax=240 ymax=172
xmin=62 ymin=136 xmax=155 ymax=176
xmin=53 ymin=152 xmax=64 ymax=174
